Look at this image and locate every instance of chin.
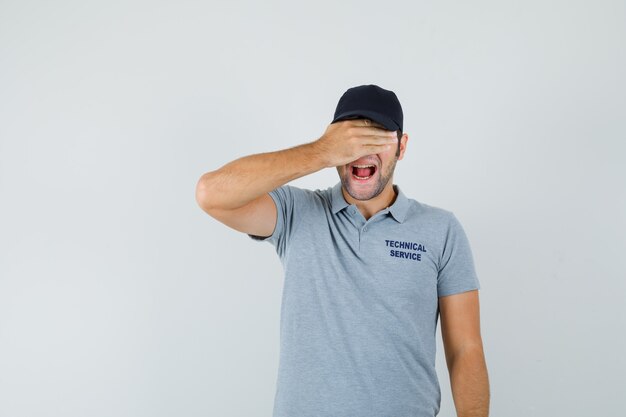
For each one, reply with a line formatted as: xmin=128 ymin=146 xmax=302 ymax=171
xmin=343 ymin=177 xmax=383 ymax=201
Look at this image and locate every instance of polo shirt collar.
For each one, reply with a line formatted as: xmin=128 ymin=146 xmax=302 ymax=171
xmin=388 ymin=185 xmax=410 ymax=223
xmin=330 ymin=182 xmax=350 ymax=214
xmin=330 ymin=181 xmax=410 ymax=223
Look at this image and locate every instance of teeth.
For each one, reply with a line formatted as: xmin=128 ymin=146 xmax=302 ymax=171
xmin=352 ymin=164 xmax=375 ymax=180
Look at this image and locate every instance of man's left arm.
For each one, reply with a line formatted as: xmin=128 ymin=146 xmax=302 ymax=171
xmin=439 ymin=289 xmax=490 ymax=417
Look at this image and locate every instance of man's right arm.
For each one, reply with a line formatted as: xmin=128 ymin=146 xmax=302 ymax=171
xmin=195 ymin=141 xmax=327 ymax=238
xmin=194 ymin=121 xmax=397 ymax=238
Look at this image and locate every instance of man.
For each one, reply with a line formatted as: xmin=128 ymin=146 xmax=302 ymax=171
xmin=195 ymin=84 xmax=490 ymax=417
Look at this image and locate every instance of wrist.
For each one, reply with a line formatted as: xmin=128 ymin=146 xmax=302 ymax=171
xmin=306 ymin=139 xmax=330 ymax=169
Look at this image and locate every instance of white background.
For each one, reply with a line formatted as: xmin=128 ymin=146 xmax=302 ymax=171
xmin=1 ymin=0 xmax=625 ymax=416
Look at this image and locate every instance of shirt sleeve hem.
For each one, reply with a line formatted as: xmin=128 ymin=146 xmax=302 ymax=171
xmin=247 ymin=190 xmax=282 ymax=242
xmin=437 ymin=283 xmax=481 ymax=298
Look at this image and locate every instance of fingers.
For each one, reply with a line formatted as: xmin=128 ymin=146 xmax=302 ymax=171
xmin=364 ymin=144 xmax=393 ymax=152
xmin=351 ymin=119 xmax=394 ymax=136
xmin=359 ymin=129 xmax=397 ymax=145
xmin=320 ymin=119 xmax=398 ymax=166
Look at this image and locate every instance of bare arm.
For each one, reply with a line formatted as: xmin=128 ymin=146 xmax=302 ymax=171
xmin=195 ymin=120 xmax=397 ymax=237
xmin=195 ymin=141 xmax=327 ymax=212
xmin=440 ymin=290 xmax=490 ymax=417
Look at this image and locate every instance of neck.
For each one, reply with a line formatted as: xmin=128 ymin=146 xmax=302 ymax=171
xmin=342 ymin=181 xmax=397 ymax=221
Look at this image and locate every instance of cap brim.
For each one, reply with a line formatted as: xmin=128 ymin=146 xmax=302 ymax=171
xmin=331 ymin=110 xmax=400 ymax=131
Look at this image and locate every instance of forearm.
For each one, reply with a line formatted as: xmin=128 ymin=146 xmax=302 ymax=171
xmin=196 ymin=140 xmax=327 ymax=211
xmin=448 ymin=347 xmax=490 ymax=417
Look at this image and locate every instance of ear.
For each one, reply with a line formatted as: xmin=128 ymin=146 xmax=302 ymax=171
xmin=397 ymin=133 xmax=409 ymax=160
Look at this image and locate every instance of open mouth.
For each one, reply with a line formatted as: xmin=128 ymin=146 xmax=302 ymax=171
xmin=351 ymin=164 xmax=377 ymax=181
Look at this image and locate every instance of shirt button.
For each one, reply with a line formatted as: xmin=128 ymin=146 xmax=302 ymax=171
xmin=363 ymin=226 xmax=368 ymax=232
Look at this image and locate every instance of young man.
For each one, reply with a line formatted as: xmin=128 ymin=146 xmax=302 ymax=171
xmin=196 ymin=84 xmax=490 ymax=417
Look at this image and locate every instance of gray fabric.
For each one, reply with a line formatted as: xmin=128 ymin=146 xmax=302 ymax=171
xmin=248 ymin=181 xmax=481 ymax=417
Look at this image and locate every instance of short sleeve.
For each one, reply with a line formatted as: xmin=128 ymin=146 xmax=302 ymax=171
xmin=437 ymin=212 xmax=481 ymax=297
xmin=247 ymin=185 xmax=304 ymax=259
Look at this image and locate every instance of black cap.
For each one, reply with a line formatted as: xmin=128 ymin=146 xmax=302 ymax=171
xmin=331 ymin=84 xmax=403 ymax=132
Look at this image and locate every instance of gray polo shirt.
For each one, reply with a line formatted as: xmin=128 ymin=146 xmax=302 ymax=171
xmin=248 ymin=181 xmax=481 ymax=417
